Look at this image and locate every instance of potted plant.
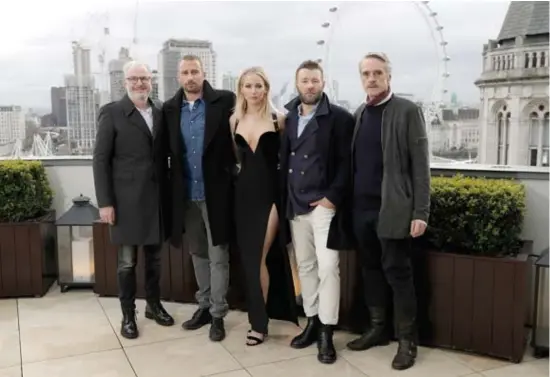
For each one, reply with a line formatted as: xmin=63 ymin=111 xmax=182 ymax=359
xmin=0 ymin=160 xmax=57 ymax=297
xmin=417 ymin=174 xmax=528 ymax=363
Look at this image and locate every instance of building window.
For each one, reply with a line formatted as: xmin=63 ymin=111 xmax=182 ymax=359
xmin=525 ymin=53 xmax=530 ymax=68
xmin=497 ymin=112 xmax=504 ymax=164
xmin=541 ymin=52 xmax=547 ymax=68
xmin=532 ymin=52 xmax=538 ymax=68
xmin=505 ymin=112 xmax=511 ymax=164
xmin=543 ymin=112 xmax=549 ymax=167
xmin=529 ymin=112 xmax=539 ymax=166
xmin=528 ymin=110 xmax=549 ymax=167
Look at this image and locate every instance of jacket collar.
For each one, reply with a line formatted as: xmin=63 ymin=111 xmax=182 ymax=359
xmin=170 ymin=80 xmax=219 ymax=109
xmin=121 ymin=94 xmax=157 ymax=116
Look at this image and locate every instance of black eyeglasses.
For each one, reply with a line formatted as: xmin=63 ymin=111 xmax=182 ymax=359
xmin=126 ymin=76 xmax=151 ymax=83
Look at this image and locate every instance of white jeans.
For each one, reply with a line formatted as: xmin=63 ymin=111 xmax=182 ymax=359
xmin=290 ymin=205 xmax=340 ymax=325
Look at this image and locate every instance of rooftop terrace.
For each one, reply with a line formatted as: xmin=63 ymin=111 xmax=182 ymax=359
xmin=0 ymin=158 xmax=548 ymax=377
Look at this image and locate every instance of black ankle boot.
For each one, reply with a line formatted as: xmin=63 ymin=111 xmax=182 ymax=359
xmin=317 ymin=324 xmax=336 ymax=364
xmin=392 ymin=320 xmax=418 ymax=370
xmin=145 ymin=301 xmax=175 ymax=326
xmin=347 ymin=307 xmax=390 ymax=351
xmin=209 ymin=317 xmax=226 ymax=342
xmin=290 ymin=315 xmax=319 ymax=349
xmin=121 ymin=306 xmax=139 ymax=339
xmin=392 ymin=339 xmax=417 ymax=370
xmin=182 ymin=308 xmax=212 ymax=330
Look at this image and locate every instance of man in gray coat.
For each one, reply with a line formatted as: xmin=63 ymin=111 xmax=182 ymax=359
xmin=346 ymin=52 xmax=430 ymax=371
xmin=93 ymin=61 xmax=174 ymax=340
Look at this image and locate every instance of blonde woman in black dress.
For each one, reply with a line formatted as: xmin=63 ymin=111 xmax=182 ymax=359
xmin=230 ymin=67 xmax=299 ymax=345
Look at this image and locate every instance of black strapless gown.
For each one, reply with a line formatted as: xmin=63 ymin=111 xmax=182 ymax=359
xmin=233 ymin=130 xmax=299 ymax=334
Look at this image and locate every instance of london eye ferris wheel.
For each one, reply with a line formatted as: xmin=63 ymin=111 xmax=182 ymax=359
xmin=314 ymin=1 xmax=451 ymax=142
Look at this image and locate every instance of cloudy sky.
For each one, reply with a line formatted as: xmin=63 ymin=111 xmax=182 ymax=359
xmin=1 ymin=0 xmax=510 ymax=111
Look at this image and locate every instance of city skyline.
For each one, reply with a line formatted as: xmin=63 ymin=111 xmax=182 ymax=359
xmin=0 ymin=1 xmax=511 ymax=110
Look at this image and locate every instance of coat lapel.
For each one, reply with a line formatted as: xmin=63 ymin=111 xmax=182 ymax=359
xmin=152 ymin=105 xmax=161 ymax=141
xmin=164 ymin=90 xmax=186 ymax=156
xmin=293 ymin=117 xmax=319 ymax=149
xmin=202 ymin=81 xmax=222 ymax=152
xmin=121 ymin=94 xmax=153 ymax=139
xmin=286 ymin=112 xmax=299 ymax=142
xmin=351 ymin=103 xmax=366 ymax=151
xmin=130 ymin=111 xmax=152 ymax=138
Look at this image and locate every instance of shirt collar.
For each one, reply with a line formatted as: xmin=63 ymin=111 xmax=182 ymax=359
xmin=136 ymin=105 xmax=152 ymax=114
xmin=182 ymin=97 xmax=203 ymax=106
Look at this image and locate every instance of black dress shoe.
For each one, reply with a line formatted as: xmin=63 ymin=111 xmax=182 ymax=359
xmin=182 ymin=308 xmax=212 ymax=330
xmin=347 ymin=307 xmax=390 ymax=351
xmin=209 ymin=317 xmax=226 ymax=342
xmin=145 ymin=302 xmax=175 ymax=326
xmin=290 ymin=315 xmax=319 ymax=349
xmin=392 ymin=339 xmax=417 ymax=370
xmin=121 ymin=307 xmax=139 ymax=339
xmin=317 ymin=324 xmax=336 ymax=364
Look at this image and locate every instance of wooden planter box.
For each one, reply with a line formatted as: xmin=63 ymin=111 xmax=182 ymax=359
xmin=0 ymin=210 xmax=58 ymax=298
xmin=92 ymin=222 xmax=247 ymax=311
xmin=92 ymin=221 xmax=172 ymax=299
xmin=338 ymin=244 xmax=529 ymax=363
xmin=418 ymin=250 xmax=529 ymax=363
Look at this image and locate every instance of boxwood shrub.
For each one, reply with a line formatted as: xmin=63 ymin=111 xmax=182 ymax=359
xmin=427 ymin=174 xmax=526 ymax=257
xmin=0 ymin=160 xmax=53 ymax=222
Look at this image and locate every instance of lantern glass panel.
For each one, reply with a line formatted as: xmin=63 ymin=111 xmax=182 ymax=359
xmin=70 ymin=225 xmax=95 ymax=283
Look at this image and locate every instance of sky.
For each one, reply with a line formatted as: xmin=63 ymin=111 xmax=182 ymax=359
xmin=0 ymin=0 xmax=511 ymax=112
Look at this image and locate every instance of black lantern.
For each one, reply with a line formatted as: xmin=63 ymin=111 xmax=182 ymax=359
xmin=55 ymin=194 xmax=99 ymax=293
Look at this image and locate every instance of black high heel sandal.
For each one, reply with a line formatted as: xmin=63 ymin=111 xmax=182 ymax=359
xmin=246 ymin=330 xmax=267 ymax=346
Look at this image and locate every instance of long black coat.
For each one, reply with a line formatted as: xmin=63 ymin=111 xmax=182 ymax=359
xmin=163 ymin=81 xmax=236 ymax=247
xmin=92 ymin=95 xmax=171 ymax=245
xmin=279 ymin=93 xmax=355 ymax=250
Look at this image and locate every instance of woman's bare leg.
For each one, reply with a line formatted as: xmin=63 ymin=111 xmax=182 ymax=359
xmin=247 ymin=204 xmax=278 ymax=344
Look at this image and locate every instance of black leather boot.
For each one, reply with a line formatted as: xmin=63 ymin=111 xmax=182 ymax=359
xmin=182 ymin=308 xmax=212 ymax=330
xmin=392 ymin=320 xmax=418 ymax=370
xmin=145 ymin=301 xmax=175 ymax=326
xmin=290 ymin=315 xmax=319 ymax=349
xmin=209 ymin=317 xmax=226 ymax=342
xmin=346 ymin=307 xmax=390 ymax=351
xmin=317 ymin=324 xmax=336 ymax=364
xmin=121 ymin=306 xmax=139 ymax=339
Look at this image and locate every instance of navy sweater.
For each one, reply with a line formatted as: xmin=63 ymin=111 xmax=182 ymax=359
xmin=353 ymin=100 xmax=390 ymax=210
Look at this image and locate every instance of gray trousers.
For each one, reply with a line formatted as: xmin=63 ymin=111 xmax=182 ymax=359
xmin=184 ymin=200 xmax=229 ymax=318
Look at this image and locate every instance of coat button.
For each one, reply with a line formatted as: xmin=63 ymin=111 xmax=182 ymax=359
xmin=300 ymin=171 xmax=304 ymax=175
xmin=304 ymin=155 xmax=308 ymax=158
xmin=289 ymin=169 xmax=293 ymax=173
xmin=291 ymin=152 xmax=295 ymax=156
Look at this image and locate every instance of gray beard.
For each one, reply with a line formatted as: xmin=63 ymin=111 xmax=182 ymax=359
xmin=127 ymin=89 xmax=149 ymax=102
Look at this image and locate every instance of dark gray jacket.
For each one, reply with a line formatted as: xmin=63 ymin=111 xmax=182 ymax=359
xmin=93 ymin=95 xmax=171 ymax=245
xmin=352 ymin=95 xmax=431 ymax=239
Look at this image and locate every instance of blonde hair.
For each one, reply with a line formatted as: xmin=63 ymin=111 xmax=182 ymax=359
xmin=234 ymin=66 xmax=277 ymax=122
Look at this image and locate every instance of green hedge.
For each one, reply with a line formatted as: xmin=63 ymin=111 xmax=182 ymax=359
xmin=428 ymin=175 xmax=526 ymax=257
xmin=0 ymin=160 xmax=53 ymax=222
